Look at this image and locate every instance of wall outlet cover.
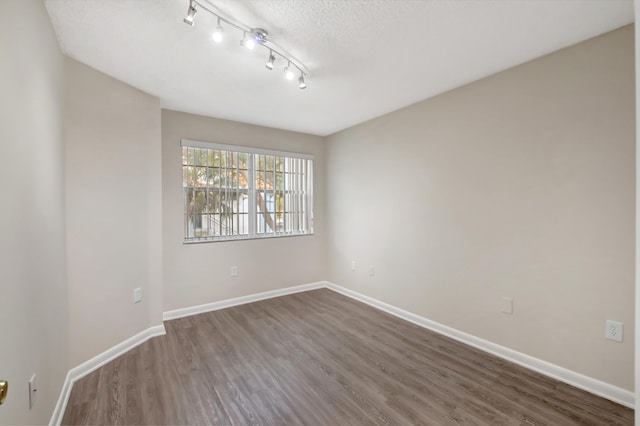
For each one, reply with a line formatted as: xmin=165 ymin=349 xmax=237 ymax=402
xmin=605 ymin=320 xmax=623 ymax=342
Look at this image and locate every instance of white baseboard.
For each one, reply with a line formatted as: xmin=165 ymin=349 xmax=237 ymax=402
xmin=163 ymin=281 xmax=327 ymax=321
xmin=49 ymin=370 xmax=73 ymax=426
xmin=49 ymin=324 xmax=166 ymax=426
xmin=325 ymin=282 xmax=635 ymax=409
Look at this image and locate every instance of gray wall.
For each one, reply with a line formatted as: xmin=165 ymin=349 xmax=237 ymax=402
xmin=0 ymin=0 xmax=68 ymax=423
xmin=64 ymin=59 xmax=163 ymax=367
xmin=162 ymin=110 xmax=327 ymax=312
xmin=326 ymin=25 xmax=635 ymax=390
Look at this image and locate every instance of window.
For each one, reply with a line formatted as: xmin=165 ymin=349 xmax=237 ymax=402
xmin=182 ymin=139 xmax=313 ymax=242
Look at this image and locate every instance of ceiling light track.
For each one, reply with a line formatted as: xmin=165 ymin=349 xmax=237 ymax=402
xmin=183 ymin=0 xmax=308 ymax=89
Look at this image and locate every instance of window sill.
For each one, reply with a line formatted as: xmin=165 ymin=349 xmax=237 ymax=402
xmin=183 ymin=232 xmax=315 ymax=244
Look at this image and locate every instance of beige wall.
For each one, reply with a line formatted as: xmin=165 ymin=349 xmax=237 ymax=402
xmin=0 ymin=0 xmax=68 ymax=424
xmin=326 ymin=26 xmax=635 ymax=390
xmin=162 ymin=110 xmax=326 ymax=311
xmin=64 ymin=59 xmax=163 ymax=367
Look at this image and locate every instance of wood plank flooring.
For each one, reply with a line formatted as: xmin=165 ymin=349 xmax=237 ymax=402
xmin=62 ymin=289 xmax=633 ymax=425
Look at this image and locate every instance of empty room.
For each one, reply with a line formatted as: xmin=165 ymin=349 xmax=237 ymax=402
xmin=1 ymin=0 xmax=638 ymax=424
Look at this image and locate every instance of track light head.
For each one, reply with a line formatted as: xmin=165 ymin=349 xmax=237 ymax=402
xmin=243 ymin=28 xmax=267 ymax=50
xmin=298 ymin=73 xmax=307 ymax=89
xmin=212 ymin=18 xmax=223 ymax=42
xmin=183 ymin=1 xmax=197 ymax=26
xmin=284 ymin=62 xmax=295 ymax=80
xmin=266 ymin=51 xmax=276 ymax=70
xmin=241 ymin=32 xmax=255 ymax=49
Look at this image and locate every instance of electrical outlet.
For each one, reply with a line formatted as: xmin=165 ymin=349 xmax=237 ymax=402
xmin=133 ymin=287 xmax=142 ymax=303
xmin=230 ymin=266 xmax=238 ymax=277
xmin=28 ymin=374 xmax=36 ymax=409
xmin=605 ymin=320 xmax=623 ymax=342
xmin=351 ymin=261 xmax=357 ymax=271
xmin=369 ymin=265 xmax=375 ymax=276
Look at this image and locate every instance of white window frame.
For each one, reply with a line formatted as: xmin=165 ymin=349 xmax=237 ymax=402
xmin=181 ymin=138 xmax=314 ymax=243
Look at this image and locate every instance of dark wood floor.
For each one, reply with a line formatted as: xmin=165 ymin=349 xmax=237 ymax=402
xmin=62 ymin=289 xmax=633 ymax=425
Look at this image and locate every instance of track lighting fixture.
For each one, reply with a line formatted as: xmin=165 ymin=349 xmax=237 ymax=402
xmin=266 ymin=51 xmax=276 ymax=70
xmin=183 ymin=0 xmax=197 ymax=26
xmin=180 ymin=0 xmax=309 ymax=89
xmin=212 ymin=18 xmax=223 ymax=43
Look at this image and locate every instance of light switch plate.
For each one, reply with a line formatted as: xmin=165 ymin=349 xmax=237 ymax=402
xmin=133 ymin=288 xmax=142 ymax=303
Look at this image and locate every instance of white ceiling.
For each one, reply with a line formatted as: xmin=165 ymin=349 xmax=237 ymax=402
xmin=44 ymin=0 xmax=634 ymax=136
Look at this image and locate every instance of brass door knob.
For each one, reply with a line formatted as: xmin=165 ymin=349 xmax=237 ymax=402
xmin=0 ymin=381 xmax=7 ymax=405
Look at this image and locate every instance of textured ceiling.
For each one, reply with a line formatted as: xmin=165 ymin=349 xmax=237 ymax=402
xmin=44 ymin=0 xmax=634 ymax=136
